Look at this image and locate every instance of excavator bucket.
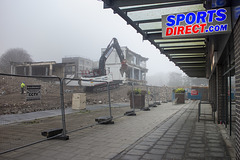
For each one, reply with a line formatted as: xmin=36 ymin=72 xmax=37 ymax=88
xmin=120 ymin=59 xmax=128 ymax=77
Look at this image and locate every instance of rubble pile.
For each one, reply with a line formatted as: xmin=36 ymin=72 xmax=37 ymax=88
xmin=0 ymin=76 xmax=59 ymax=95
xmin=86 ymin=84 xmax=133 ymax=105
xmin=0 ymin=76 xmax=174 ymax=115
xmin=0 ymin=76 xmax=63 ymax=115
xmin=148 ymin=86 xmax=173 ymax=102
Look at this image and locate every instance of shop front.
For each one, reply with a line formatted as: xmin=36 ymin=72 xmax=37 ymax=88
xmin=102 ymin=0 xmax=240 ymax=158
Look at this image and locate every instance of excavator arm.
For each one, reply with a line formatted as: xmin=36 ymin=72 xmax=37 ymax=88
xmin=81 ymin=38 xmax=128 ymax=92
xmin=99 ymin=38 xmax=128 ymax=76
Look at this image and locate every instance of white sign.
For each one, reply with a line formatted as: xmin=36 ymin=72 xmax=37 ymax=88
xmin=26 ymin=85 xmax=41 ymax=101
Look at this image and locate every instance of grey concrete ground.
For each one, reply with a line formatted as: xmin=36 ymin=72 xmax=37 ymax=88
xmin=0 ymin=101 xmax=233 ymax=160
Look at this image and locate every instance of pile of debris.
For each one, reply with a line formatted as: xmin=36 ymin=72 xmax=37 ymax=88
xmin=0 ymin=75 xmax=174 ymax=115
xmin=148 ymin=86 xmax=173 ymax=102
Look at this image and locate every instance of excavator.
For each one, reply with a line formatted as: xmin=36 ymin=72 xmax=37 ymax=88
xmin=81 ymin=38 xmax=128 ymax=92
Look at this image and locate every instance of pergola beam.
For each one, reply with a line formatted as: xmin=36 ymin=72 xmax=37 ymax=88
xmin=121 ymin=0 xmax=202 ymax=12
xmin=171 ymin=57 xmax=206 ymax=62
xmin=164 ymin=48 xmax=206 ymax=54
xmin=176 ymin=63 xmax=206 ymax=67
xmin=144 ymin=33 xmax=162 ymax=40
xmin=161 ymin=44 xmax=205 ymax=49
xmin=187 ymin=73 xmax=206 ymax=77
xmin=156 ymin=39 xmax=205 ymax=44
xmin=133 ymin=18 xmax=162 ymax=24
xmin=142 ymin=29 xmax=162 ymax=33
xmin=103 ymin=0 xmax=194 ymax=8
xmin=178 ymin=67 xmax=205 ymax=71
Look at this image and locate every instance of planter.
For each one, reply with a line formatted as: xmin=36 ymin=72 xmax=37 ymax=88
xmin=175 ymin=93 xmax=185 ymax=104
xmin=130 ymin=94 xmax=145 ymax=109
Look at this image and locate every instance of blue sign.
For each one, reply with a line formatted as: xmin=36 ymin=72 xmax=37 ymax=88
xmin=162 ymin=7 xmax=232 ymax=38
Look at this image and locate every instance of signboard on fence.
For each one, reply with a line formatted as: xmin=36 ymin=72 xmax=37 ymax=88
xmin=26 ymin=85 xmax=41 ymax=101
xmin=191 ymin=89 xmax=199 ymax=96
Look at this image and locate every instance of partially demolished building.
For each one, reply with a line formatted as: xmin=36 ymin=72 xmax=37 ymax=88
xmin=10 ymin=61 xmax=73 ymax=78
xmin=103 ymin=46 xmax=148 ymax=84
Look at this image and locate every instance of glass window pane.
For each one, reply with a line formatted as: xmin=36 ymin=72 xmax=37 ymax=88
xmin=170 ymin=53 xmax=205 ymax=56
xmin=163 ymin=46 xmax=205 ymax=50
xmin=177 ymin=61 xmax=206 ymax=64
xmin=139 ymin=22 xmax=162 ymax=30
xmin=127 ymin=4 xmax=204 ymax=21
xmin=155 ymin=38 xmax=205 ymax=43
xmin=160 ymin=42 xmax=205 ymax=47
xmin=120 ymin=2 xmax=177 ymax=10
xmin=171 ymin=55 xmax=205 ymax=58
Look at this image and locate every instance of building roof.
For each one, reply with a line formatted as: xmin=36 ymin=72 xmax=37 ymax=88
xmin=11 ymin=61 xmax=73 ymax=67
xmin=102 ymin=0 xmax=207 ymax=77
xmin=10 ymin=61 xmax=56 ymax=66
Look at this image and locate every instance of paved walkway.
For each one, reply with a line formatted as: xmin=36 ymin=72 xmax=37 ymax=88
xmin=113 ymin=101 xmax=231 ymax=160
xmin=0 ymin=103 xmax=129 ymax=125
xmin=0 ymin=101 xmax=232 ymax=160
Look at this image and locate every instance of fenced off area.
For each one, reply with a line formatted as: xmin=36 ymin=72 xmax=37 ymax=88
xmin=0 ymin=73 xmax=172 ymax=155
xmin=0 ymin=74 xmax=63 ymax=154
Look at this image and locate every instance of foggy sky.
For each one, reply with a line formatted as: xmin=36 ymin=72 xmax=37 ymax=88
xmin=0 ymin=0 xmax=183 ymax=76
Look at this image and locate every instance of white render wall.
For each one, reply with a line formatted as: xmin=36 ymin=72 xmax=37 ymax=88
xmin=105 ymin=49 xmax=121 ymax=64
xmin=105 ymin=48 xmax=126 ymax=81
xmin=104 ymin=46 xmax=147 ymax=83
xmin=105 ymin=63 xmax=125 ymax=81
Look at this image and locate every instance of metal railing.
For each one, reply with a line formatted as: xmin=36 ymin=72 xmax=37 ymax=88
xmin=198 ymin=100 xmax=215 ymax=123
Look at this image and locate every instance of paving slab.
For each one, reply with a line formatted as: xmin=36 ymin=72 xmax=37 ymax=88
xmin=0 ymin=102 xmax=185 ymax=160
xmin=113 ymin=101 xmax=232 ymax=160
xmin=0 ymin=101 xmax=234 ymax=160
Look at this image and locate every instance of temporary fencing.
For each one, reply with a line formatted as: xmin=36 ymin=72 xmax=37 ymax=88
xmin=0 ymin=73 xmax=65 ymax=154
xmin=0 ymin=73 xmax=163 ymax=155
xmin=64 ymin=78 xmax=135 ymax=133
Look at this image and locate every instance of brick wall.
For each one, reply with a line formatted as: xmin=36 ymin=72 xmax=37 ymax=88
xmin=209 ymin=72 xmax=217 ymax=111
xmin=234 ymin=17 xmax=240 ymax=159
xmin=216 ymin=64 xmax=227 ymax=123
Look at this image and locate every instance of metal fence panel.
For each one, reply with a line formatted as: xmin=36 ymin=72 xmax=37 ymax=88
xmin=64 ymin=79 xmax=136 ymax=132
xmin=0 ymin=73 xmax=174 ymax=154
xmin=0 ymin=74 xmax=62 ymax=154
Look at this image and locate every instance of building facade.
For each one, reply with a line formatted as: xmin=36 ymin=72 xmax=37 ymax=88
xmin=10 ymin=61 xmax=70 ymax=78
xmin=62 ymin=57 xmax=98 ymax=78
xmin=207 ymin=2 xmax=239 ymax=155
xmin=103 ymin=46 xmax=148 ymax=84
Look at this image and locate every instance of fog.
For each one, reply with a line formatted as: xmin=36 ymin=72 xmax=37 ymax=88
xmin=0 ymin=0 xmax=183 ymax=77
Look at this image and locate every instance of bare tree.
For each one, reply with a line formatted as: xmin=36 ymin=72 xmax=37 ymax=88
xmin=0 ymin=48 xmax=33 ymax=73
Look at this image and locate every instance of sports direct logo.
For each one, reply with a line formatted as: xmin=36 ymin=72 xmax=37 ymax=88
xmin=162 ymin=8 xmax=231 ymax=38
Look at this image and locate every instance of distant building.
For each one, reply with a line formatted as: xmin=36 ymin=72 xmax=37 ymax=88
xmin=10 ymin=61 xmax=73 ymax=78
xmin=102 ymin=46 xmax=148 ymax=84
xmin=62 ymin=57 xmax=97 ymax=78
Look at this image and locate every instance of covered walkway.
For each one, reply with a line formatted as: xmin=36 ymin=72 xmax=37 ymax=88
xmin=114 ymin=101 xmax=232 ymax=160
xmin=102 ymin=0 xmax=240 ymax=158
